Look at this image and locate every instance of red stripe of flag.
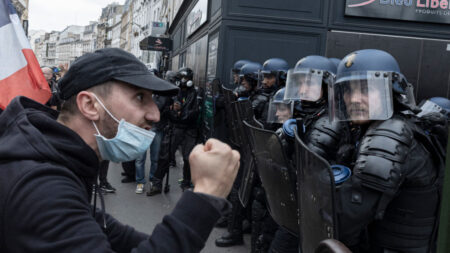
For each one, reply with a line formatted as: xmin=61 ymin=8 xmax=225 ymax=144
xmin=0 ymin=49 xmax=51 ymax=109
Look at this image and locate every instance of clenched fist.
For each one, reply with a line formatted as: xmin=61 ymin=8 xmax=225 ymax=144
xmin=189 ymin=139 xmax=240 ymax=198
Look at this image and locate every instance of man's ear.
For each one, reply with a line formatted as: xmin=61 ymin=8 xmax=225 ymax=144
xmin=76 ymin=91 xmax=100 ymax=121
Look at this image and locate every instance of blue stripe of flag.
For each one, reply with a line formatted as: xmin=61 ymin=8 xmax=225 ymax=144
xmin=0 ymin=0 xmax=15 ymax=28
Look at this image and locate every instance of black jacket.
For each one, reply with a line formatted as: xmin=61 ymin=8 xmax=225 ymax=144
xmin=170 ymin=87 xmax=199 ymax=128
xmin=337 ymin=115 xmax=442 ymax=252
xmin=250 ymin=87 xmax=275 ymax=121
xmin=153 ymin=94 xmax=173 ymax=130
xmin=0 ymin=97 xmax=224 ymax=253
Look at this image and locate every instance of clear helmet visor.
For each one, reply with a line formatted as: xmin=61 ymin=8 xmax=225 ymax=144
xmin=329 ymin=71 xmax=393 ymax=123
xmin=267 ymin=100 xmax=293 ymax=124
xmin=284 ymin=69 xmax=324 ymax=102
xmin=416 ymin=100 xmax=445 ymax=117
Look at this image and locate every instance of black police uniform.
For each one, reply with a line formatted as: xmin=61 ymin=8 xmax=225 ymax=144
xmin=148 ymin=94 xmax=174 ymax=194
xmin=251 ymin=86 xmax=277 ymax=121
xmin=337 ymin=114 xmax=443 ymax=253
xmin=268 ymin=100 xmax=349 ymax=253
xmin=169 ymin=85 xmax=199 ymax=188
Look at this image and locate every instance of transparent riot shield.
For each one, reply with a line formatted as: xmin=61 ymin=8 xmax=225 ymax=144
xmin=245 ymin=122 xmax=299 ymax=235
xmin=294 ymin=131 xmax=337 ymax=253
xmin=235 ymin=99 xmax=262 ymax=207
xmin=221 ymin=85 xmax=241 ymax=148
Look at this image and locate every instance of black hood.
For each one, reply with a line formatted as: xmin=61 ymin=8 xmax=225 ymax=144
xmin=0 ymin=97 xmax=99 ymax=180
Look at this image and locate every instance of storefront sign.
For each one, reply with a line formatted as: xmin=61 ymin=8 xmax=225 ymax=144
xmin=139 ymin=36 xmax=172 ymax=51
xmin=345 ymin=0 xmax=450 ymax=24
xmin=151 ymin=22 xmax=167 ymax=36
xmin=186 ymin=0 xmax=208 ymax=36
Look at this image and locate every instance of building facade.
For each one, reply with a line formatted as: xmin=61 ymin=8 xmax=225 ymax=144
xmin=55 ymin=25 xmax=84 ymax=65
xmin=120 ymin=0 xmax=134 ymax=52
xmin=97 ymin=3 xmax=124 ymax=49
xmin=82 ymin=22 xmax=98 ymax=55
xmin=11 ymin=0 xmax=29 ymax=35
xmin=167 ymin=0 xmax=450 ymax=102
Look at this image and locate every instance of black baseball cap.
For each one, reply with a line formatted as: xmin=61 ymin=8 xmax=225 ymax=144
xmin=58 ymin=48 xmax=179 ymax=100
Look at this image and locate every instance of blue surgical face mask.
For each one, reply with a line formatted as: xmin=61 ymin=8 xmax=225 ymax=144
xmin=91 ymin=93 xmax=155 ymax=163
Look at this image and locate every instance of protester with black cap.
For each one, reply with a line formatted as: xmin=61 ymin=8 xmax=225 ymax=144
xmin=0 ymin=48 xmax=240 ymax=253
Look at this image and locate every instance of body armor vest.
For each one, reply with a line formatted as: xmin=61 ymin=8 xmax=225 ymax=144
xmin=355 ymin=116 xmax=441 ymax=252
xmin=305 ymin=113 xmax=347 ymax=163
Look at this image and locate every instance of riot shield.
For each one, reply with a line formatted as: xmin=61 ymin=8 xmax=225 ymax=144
xmin=294 ymin=131 xmax=337 ymax=253
xmin=234 ymin=99 xmax=261 ymax=207
xmin=221 ymin=85 xmax=241 ymax=148
xmin=245 ymin=122 xmax=299 ymax=235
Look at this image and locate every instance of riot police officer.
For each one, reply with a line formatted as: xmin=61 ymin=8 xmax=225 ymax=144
xmin=169 ymin=67 xmax=199 ymax=190
xmin=417 ymin=97 xmax=450 ymax=119
xmin=215 ymin=62 xmax=262 ymax=248
xmin=230 ymin=59 xmax=252 ymax=90
xmin=237 ymin=62 xmax=262 ymax=98
xmin=147 ymin=71 xmax=179 ymax=196
xmin=266 ymin=87 xmax=293 ymax=125
xmin=267 ymin=55 xmax=346 ymax=253
xmin=329 ymin=49 xmax=446 ymax=252
xmin=247 ymin=58 xmax=290 ymax=252
xmin=284 ymin=55 xmax=347 ymax=162
xmin=415 ymin=97 xmax=449 ymax=163
xmin=254 ymin=58 xmax=289 ymax=122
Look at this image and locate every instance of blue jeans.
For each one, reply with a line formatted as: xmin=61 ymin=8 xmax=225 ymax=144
xmin=135 ymin=129 xmax=163 ymax=184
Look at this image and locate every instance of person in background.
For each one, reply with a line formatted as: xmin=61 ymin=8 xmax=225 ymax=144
xmin=98 ymin=160 xmax=116 ymax=193
xmin=41 ymin=66 xmax=61 ymax=110
xmin=147 ymin=71 xmax=177 ymax=196
xmin=169 ymin=67 xmax=199 ymax=191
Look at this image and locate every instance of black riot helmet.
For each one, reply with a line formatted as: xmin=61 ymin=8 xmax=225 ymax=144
xmin=177 ymin=67 xmax=194 ymax=87
xmin=330 ymin=49 xmax=412 ymax=123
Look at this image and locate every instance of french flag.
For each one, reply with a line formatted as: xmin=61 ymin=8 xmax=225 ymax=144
xmin=0 ymin=0 xmax=51 ymax=110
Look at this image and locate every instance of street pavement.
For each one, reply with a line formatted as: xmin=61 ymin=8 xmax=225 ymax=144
xmin=102 ymin=151 xmax=250 ymax=253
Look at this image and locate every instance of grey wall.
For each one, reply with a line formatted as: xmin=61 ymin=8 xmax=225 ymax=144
xmin=170 ymin=0 xmax=450 ymax=99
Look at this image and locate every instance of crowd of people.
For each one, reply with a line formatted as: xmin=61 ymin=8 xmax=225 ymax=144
xmin=0 ymin=46 xmax=448 ymax=252
xmin=214 ymin=50 xmax=449 ymax=253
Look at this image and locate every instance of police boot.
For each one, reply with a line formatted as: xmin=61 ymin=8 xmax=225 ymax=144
xmin=215 ymin=230 xmax=244 ymax=247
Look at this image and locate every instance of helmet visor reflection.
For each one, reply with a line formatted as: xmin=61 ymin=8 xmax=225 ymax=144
xmin=329 ymin=71 xmax=393 ymax=122
xmin=284 ymin=69 xmax=324 ymax=102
